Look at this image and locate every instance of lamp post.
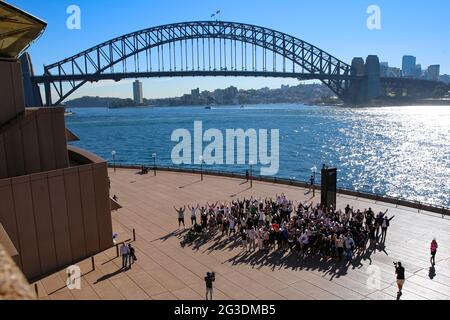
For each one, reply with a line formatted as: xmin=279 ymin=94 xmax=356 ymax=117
xmin=249 ymin=161 xmax=254 ymax=188
xmin=200 ymin=156 xmax=204 ymax=181
xmin=152 ymin=153 xmax=157 ymax=176
xmin=111 ymin=150 xmax=117 ymax=173
xmin=311 ymin=165 xmax=317 ymax=197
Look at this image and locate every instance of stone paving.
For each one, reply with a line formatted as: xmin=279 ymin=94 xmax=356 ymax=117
xmin=33 ymin=169 xmax=450 ymax=300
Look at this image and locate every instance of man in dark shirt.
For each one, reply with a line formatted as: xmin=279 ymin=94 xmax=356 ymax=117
xmin=204 ymin=272 xmax=215 ymax=300
xmin=395 ymin=262 xmax=405 ymax=299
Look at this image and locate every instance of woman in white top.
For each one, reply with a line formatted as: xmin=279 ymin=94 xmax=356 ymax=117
xmin=258 ymin=210 xmax=265 ymax=227
xmin=188 ymin=204 xmax=199 ymax=226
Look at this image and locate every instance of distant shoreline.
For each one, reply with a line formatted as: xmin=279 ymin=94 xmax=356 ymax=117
xmin=65 ymin=100 xmax=450 ymax=109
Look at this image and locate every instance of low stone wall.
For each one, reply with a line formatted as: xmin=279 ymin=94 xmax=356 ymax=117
xmin=111 ymin=164 xmax=450 ymax=217
xmin=0 ymin=243 xmax=35 ymax=300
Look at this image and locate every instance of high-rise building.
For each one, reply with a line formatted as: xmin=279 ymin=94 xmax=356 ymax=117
xmin=427 ymin=65 xmax=440 ymax=81
xmin=133 ymin=80 xmax=143 ymax=105
xmin=402 ymin=55 xmax=416 ymax=77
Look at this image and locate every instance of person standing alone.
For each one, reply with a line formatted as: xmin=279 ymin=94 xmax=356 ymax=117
xmin=120 ymin=242 xmax=129 ymax=269
xmin=430 ymin=239 xmax=438 ymax=265
xmin=204 ymin=272 xmax=215 ymax=300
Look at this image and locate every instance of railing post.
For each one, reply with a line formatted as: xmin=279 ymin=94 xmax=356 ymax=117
xmin=116 ymin=244 xmax=119 ymax=258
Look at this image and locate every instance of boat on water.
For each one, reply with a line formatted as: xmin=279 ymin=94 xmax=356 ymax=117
xmin=240 ymin=105 xmax=245 ymax=108
xmin=205 ymin=106 xmax=212 ymax=109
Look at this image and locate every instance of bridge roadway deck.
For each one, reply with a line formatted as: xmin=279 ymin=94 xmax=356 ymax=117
xmin=34 ymin=169 xmax=450 ymax=300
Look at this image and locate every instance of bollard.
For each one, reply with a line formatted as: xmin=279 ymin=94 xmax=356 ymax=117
xmin=34 ymin=283 xmax=39 ymax=297
xmin=116 ymin=243 xmax=119 ymax=257
xmin=133 ymin=228 xmax=136 ymax=242
xmin=91 ymin=256 xmax=95 ymax=271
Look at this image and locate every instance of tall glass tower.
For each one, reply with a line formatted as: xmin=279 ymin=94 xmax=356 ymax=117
xmin=133 ymin=80 xmax=143 ymax=105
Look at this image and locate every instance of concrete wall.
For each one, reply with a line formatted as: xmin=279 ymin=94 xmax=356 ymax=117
xmin=0 ymin=107 xmax=69 ymax=179
xmin=0 ymin=161 xmax=113 ymax=282
xmin=0 ymin=59 xmax=25 ymax=126
xmin=0 ymin=58 xmax=113 ymax=282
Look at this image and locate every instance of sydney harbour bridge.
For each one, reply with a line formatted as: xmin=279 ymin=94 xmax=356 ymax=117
xmin=26 ymin=21 xmax=448 ymax=106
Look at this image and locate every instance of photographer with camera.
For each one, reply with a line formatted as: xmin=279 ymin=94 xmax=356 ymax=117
xmin=394 ymin=261 xmax=405 ymax=299
xmin=204 ymin=272 xmax=215 ymax=300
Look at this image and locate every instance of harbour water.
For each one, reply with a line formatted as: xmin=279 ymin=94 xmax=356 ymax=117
xmin=66 ymin=104 xmax=450 ymax=208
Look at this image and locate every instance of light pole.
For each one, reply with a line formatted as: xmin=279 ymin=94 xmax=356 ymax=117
xmin=311 ymin=165 xmax=317 ymax=197
xmin=111 ymin=151 xmax=117 ymax=173
xmin=200 ymin=156 xmax=204 ymax=181
xmin=249 ymin=161 xmax=254 ymax=188
xmin=152 ymin=153 xmax=157 ymax=176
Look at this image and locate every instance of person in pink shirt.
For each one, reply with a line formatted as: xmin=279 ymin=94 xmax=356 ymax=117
xmin=430 ymin=238 xmax=438 ymax=265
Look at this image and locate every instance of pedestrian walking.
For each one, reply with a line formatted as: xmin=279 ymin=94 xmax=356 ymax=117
xmin=309 ymin=174 xmax=314 ymax=193
xmin=430 ymin=238 xmax=438 ymax=265
xmin=395 ymin=262 xmax=405 ymax=299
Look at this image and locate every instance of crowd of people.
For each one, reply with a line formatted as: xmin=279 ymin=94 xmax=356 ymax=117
xmin=174 ymin=193 xmax=396 ymax=262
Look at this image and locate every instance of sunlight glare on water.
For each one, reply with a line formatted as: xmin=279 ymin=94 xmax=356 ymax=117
xmin=66 ymin=104 xmax=450 ymax=207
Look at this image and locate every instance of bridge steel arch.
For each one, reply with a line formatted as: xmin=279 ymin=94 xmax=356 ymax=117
xmin=37 ymin=21 xmax=353 ymax=106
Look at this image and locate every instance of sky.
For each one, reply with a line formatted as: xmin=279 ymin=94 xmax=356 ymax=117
xmin=7 ymin=0 xmax=450 ymax=100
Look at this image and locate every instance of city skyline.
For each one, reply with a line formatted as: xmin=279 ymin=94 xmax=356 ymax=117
xmin=7 ymin=0 xmax=450 ymax=100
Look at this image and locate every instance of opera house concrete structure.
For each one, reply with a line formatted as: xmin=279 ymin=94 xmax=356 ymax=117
xmin=0 ymin=2 xmax=113 ymax=289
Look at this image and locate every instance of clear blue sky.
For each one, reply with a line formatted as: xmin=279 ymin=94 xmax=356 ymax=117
xmin=7 ymin=0 xmax=450 ymax=100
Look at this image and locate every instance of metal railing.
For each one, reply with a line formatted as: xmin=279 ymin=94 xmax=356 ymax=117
xmin=108 ymin=163 xmax=450 ymax=217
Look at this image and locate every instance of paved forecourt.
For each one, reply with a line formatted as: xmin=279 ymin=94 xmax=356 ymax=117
xmin=34 ymin=168 xmax=450 ymax=300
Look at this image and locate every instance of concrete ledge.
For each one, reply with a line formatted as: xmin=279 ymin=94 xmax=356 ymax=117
xmin=68 ymin=145 xmax=106 ymax=165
